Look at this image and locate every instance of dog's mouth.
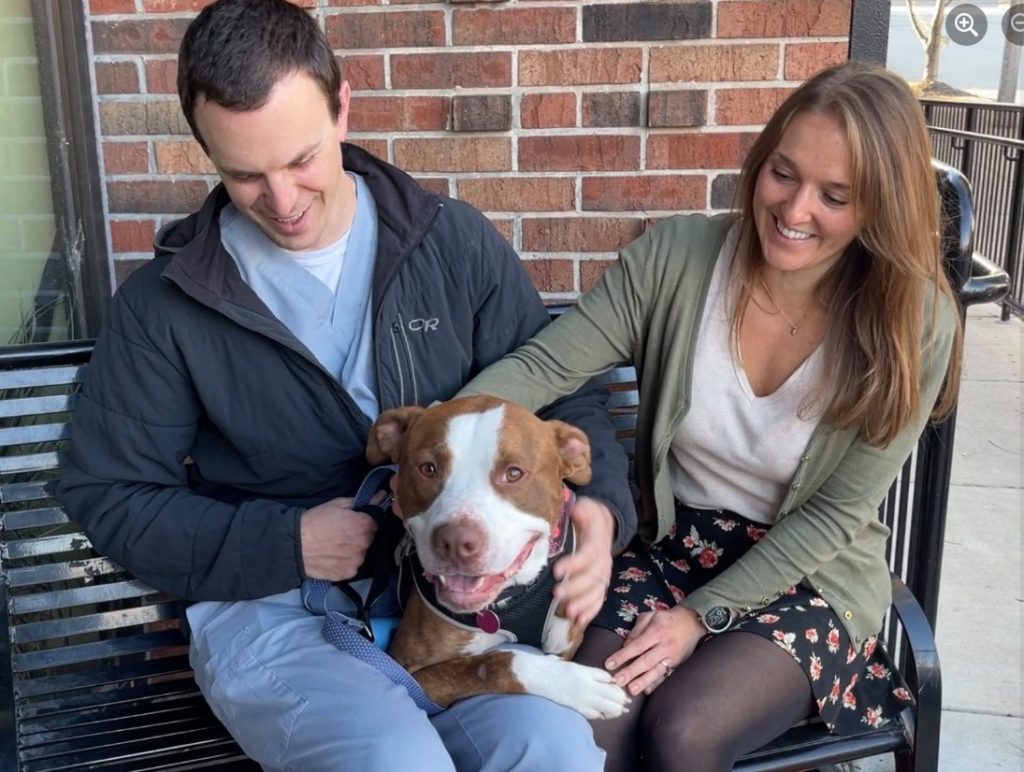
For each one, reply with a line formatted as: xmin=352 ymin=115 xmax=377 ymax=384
xmin=426 ymin=534 xmax=542 ymax=613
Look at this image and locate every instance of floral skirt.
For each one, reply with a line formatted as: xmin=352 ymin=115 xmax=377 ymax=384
xmin=593 ymin=503 xmax=914 ymax=735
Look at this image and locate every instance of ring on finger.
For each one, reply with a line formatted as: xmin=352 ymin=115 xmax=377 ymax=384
xmin=660 ymin=659 xmax=674 ymax=677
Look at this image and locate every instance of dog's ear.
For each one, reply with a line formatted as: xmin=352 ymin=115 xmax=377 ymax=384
xmin=367 ymin=406 xmax=426 ymax=464
xmin=549 ymin=421 xmax=592 ymax=485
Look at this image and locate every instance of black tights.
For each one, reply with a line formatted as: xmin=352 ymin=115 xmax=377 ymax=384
xmin=575 ymin=627 xmax=815 ymax=772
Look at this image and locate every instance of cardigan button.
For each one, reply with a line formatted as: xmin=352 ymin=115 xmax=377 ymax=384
xmin=801 ymin=454 xmax=811 ymax=462
xmin=791 ymin=483 xmax=801 ymax=490
xmin=761 ymin=596 xmax=771 ymax=605
xmin=843 ymin=610 xmax=854 ymax=621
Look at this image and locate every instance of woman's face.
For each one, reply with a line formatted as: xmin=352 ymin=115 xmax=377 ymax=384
xmin=752 ymin=110 xmax=861 ymax=284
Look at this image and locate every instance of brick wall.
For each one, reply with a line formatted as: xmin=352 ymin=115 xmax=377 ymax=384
xmin=88 ymin=0 xmax=851 ymax=298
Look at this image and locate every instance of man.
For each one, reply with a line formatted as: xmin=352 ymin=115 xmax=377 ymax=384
xmin=59 ymin=1 xmax=635 ymax=770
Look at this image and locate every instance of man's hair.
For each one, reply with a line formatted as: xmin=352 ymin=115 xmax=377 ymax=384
xmin=177 ymin=0 xmax=342 ymax=149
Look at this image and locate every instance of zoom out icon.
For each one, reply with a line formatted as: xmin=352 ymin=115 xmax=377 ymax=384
xmin=1003 ymin=5 xmax=1024 ymax=46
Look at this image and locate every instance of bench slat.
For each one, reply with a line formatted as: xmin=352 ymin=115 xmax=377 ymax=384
xmin=0 ymin=451 xmax=66 ymax=476
xmin=0 ymin=423 xmax=70 ymax=448
xmin=21 ymin=711 xmax=220 ymax=749
xmin=0 ymin=365 xmax=84 ymax=390
xmin=3 ymin=533 xmax=93 ymax=560
xmin=0 ymin=479 xmax=57 ymax=505
xmin=19 ymin=677 xmax=201 ymax=721
xmin=0 ymin=393 xmax=77 ymax=419
xmin=7 ymin=557 xmax=122 ymax=589
xmin=14 ymin=630 xmax=186 ymax=673
xmin=2 ymin=507 xmax=70 ymax=531
xmin=14 ymin=602 xmax=178 ymax=644
xmin=11 ymin=580 xmax=158 ymax=616
xmin=15 ymin=654 xmax=192 ymax=698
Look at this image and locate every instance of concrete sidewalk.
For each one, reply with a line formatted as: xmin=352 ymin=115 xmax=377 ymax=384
xmin=853 ymin=303 xmax=1023 ymax=771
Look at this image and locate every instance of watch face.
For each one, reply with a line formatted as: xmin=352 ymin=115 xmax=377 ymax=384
xmin=704 ymin=606 xmax=731 ymax=632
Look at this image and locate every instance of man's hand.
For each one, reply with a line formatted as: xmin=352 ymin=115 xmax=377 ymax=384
xmin=552 ymin=496 xmax=616 ymax=627
xmin=300 ymin=497 xmax=378 ymax=581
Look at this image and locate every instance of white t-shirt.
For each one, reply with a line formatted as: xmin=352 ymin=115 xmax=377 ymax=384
xmin=669 ymin=228 xmax=823 ymax=524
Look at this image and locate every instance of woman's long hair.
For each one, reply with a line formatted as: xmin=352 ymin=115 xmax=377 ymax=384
xmin=731 ymin=62 xmax=963 ymax=447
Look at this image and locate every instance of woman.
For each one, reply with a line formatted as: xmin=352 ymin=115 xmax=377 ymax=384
xmin=458 ymin=62 xmax=963 ymax=770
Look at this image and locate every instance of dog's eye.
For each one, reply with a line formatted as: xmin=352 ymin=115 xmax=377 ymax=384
xmin=418 ymin=462 xmax=438 ymax=478
xmin=504 ymin=467 xmax=524 ymax=483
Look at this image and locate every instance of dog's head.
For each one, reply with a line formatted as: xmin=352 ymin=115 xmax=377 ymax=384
xmin=367 ymin=395 xmax=591 ymax=613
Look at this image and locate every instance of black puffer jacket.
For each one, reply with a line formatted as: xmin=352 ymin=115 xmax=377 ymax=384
xmin=59 ymin=144 xmax=635 ymax=601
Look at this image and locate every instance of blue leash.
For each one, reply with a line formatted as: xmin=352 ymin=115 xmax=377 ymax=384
xmin=301 ymin=466 xmax=442 ymax=715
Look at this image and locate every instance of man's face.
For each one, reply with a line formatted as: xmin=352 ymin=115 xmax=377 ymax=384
xmin=193 ymin=71 xmax=353 ymax=252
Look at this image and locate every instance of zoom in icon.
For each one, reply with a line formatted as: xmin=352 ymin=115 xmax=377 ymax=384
xmin=946 ymin=4 xmax=988 ymax=46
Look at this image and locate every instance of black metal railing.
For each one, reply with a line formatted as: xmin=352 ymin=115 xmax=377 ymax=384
xmin=921 ymin=98 xmax=1024 ymax=320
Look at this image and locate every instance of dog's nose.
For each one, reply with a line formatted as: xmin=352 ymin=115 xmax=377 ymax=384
xmin=432 ymin=520 xmax=486 ymax=565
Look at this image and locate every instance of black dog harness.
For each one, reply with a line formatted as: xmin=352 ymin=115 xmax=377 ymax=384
xmin=399 ymin=489 xmax=576 ymax=645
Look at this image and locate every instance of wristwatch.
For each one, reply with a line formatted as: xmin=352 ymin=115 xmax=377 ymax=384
xmin=701 ymin=606 xmax=734 ymax=634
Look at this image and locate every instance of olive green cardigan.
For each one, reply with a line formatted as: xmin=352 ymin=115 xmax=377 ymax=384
xmin=459 ymin=214 xmax=958 ymax=645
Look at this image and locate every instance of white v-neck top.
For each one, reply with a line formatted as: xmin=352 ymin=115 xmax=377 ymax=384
xmin=669 ymin=228 xmax=823 ymax=524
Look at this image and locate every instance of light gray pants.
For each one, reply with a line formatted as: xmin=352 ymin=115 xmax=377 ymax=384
xmin=187 ymin=589 xmax=605 ymax=772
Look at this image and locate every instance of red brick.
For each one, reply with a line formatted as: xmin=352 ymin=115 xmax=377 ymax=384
xmin=325 ymin=11 xmax=445 ymax=49
xmin=521 ymin=93 xmax=576 ymax=129
xmin=392 ymin=53 xmax=512 ymax=89
xmin=89 ymin=0 xmax=136 ymax=13
xmin=785 ymin=41 xmax=848 ymax=79
xmin=452 ymin=95 xmax=512 ymax=132
xmin=413 ymin=177 xmax=451 ymax=197
xmin=145 ymin=59 xmax=178 ymax=94
xmin=107 ymin=179 xmax=209 ymax=214
xmin=519 ymin=136 xmax=640 ymax=173
xmin=458 ymin=177 xmax=575 ymax=212
xmin=350 ymin=139 xmax=388 ymax=160
xmin=141 ymin=0 xmax=216 ymax=11
xmin=114 ymin=259 xmax=151 ymax=286
xmin=339 ymin=55 xmax=386 ymax=91
xmin=103 ymin=141 xmax=149 ymax=174
xmin=717 ymin=0 xmax=851 ymax=38
xmin=522 ymin=218 xmax=643 ymax=252
xmin=100 ymin=100 xmax=192 ymax=136
xmin=650 ymin=44 xmax=779 ymax=82
xmin=394 ymin=138 xmax=511 ymax=172
xmin=647 ymin=132 xmax=758 ymax=170
xmin=155 ymin=141 xmax=215 ymax=175
xmin=349 ymin=96 xmax=450 ymax=132
xmin=648 ymin=90 xmax=706 ymax=128
xmin=582 ymin=175 xmax=706 ymax=211
xmin=583 ymin=92 xmax=641 ymax=128
xmin=95 ymin=61 xmax=139 ymax=94
xmin=520 ymin=49 xmax=642 ymax=86
xmin=716 ymin=87 xmax=795 ymax=125
xmin=327 ymin=0 xmax=382 ymax=6
xmin=110 ymin=219 xmax=156 ymax=252
xmin=522 ymin=260 xmax=574 ymax=293
xmin=490 ymin=218 xmax=515 ymax=244
xmin=91 ymin=19 xmax=191 ymax=55
xmin=580 ymin=259 xmax=616 ymax=292
xmin=453 ymin=7 xmax=576 ymax=45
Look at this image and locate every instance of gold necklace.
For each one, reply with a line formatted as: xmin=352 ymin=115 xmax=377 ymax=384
xmin=755 ymin=276 xmax=813 ymax=336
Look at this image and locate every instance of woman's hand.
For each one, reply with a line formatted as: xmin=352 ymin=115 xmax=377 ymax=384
xmin=553 ymin=496 xmax=615 ymax=628
xmin=605 ymin=606 xmax=705 ymax=696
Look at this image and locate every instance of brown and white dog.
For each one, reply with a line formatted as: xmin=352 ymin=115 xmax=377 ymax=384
xmin=366 ymin=395 xmax=629 ymax=719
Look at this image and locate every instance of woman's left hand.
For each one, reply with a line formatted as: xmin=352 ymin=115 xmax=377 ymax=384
xmin=605 ymin=606 xmax=706 ymax=696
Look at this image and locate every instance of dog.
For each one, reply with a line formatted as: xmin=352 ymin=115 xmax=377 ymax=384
xmin=366 ymin=395 xmax=629 ymax=720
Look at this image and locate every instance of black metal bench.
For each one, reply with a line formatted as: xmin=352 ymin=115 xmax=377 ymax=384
xmin=0 ymin=164 xmax=1008 ymax=771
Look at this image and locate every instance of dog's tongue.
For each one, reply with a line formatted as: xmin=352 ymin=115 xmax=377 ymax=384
xmin=444 ymin=575 xmax=490 ymax=593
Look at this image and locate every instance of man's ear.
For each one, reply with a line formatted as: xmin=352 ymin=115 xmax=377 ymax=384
xmin=549 ymin=421 xmax=592 ymax=486
xmin=367 ymin=406 xmax=426 ymax=464
xmin=335 ymin=80 xmax=352 ymax=143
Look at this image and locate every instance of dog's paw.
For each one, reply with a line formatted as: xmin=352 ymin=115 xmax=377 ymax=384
xmin=512 ymin=653 xmax=630 ymax=720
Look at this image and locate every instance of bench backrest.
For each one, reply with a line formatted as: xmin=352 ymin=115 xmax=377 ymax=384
xmin=0 ymin=164 xmax=984 ymax=770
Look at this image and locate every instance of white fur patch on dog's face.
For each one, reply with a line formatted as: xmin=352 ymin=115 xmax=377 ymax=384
xmin=405 ymin=404 xmax=551 ymax=611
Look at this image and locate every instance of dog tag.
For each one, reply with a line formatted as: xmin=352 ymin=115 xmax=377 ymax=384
xmin=475 ymin=609 xmax=500 ymax=634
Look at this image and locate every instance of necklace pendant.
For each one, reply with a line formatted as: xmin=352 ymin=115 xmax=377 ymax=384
xmin=790 ymin=326 xmax=798 ymax=336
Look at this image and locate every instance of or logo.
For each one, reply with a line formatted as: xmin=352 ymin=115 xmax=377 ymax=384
xmin=408 ymin=317 xmax=440 ymax=332
xmin=1003 ymin=4 xmax=1024 ymax=45
xmin=946 ymin=4 xmax=987 ymax=46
